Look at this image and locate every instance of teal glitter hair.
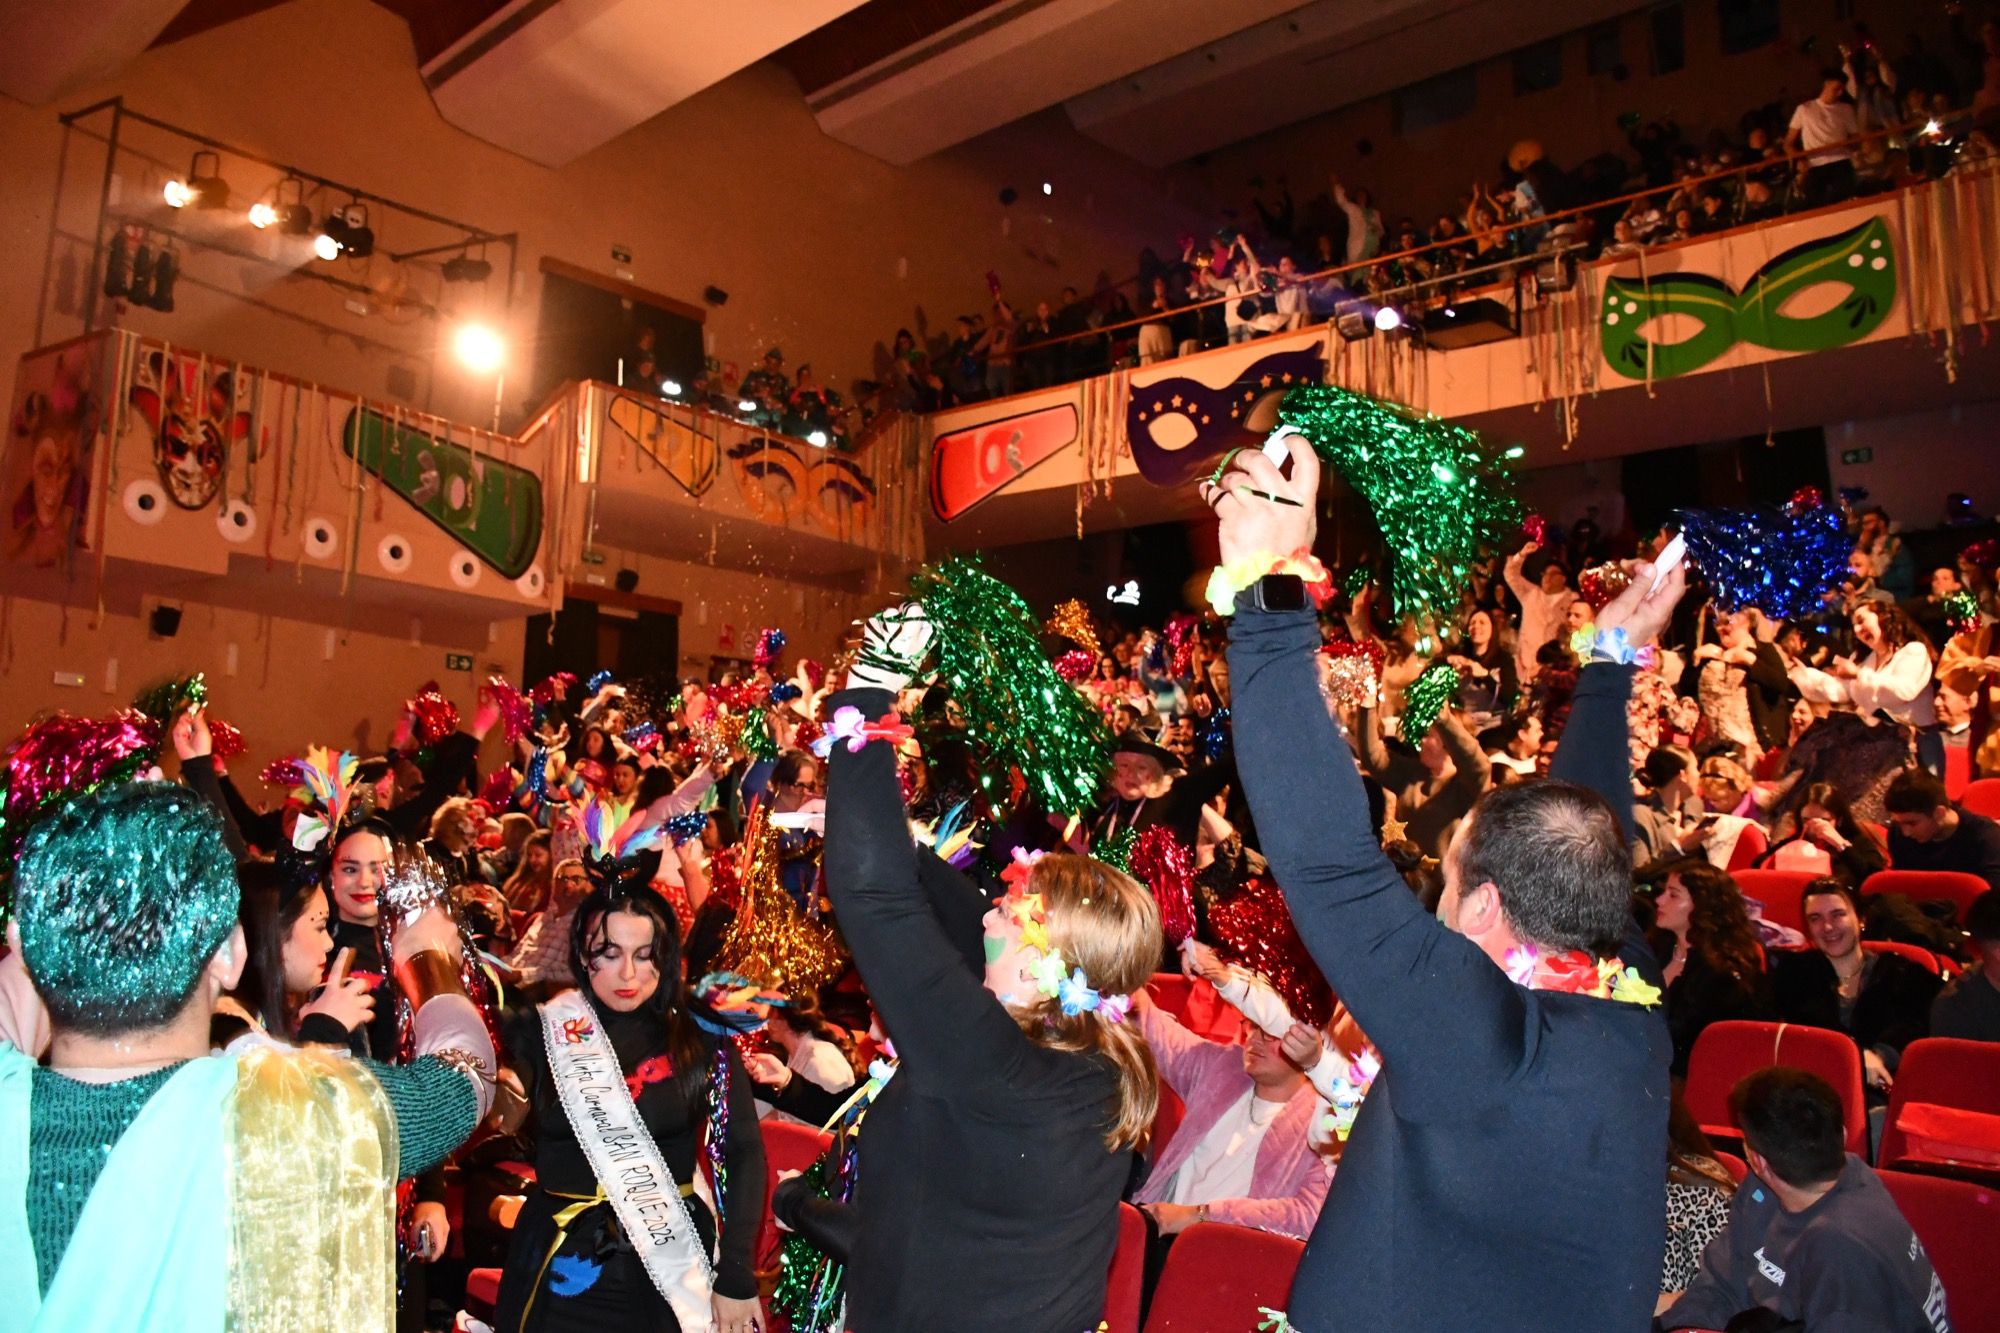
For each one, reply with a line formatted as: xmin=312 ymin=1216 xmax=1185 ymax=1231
xmin=15 ymin=781 xmax=239 ymax=1034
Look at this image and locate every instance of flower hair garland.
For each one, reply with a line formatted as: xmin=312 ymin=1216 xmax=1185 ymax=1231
xmin=810 ymin=706 xmax=913 ymax=758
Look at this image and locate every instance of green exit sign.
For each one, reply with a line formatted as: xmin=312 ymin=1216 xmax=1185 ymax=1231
xmin=444 ymin=653 xmax=473 ymax=672
xmin=1841 ymin=447 xmax=1873 ymax=465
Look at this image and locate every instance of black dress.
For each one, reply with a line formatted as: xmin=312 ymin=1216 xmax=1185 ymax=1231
xmin=824 ymin=686 xmax=1134 ymax=1333
xmin=492 ymin=998 xmax=765 ymax=1333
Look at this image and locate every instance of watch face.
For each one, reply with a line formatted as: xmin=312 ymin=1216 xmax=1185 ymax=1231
xmin=1257 ymin=574 xmax=1308 ymax=611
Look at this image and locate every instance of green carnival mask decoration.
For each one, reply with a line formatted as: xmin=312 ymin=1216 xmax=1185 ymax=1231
xmin=1601 ymin=217 xmax=1895 ymax=380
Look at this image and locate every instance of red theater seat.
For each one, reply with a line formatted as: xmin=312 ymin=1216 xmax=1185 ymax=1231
xmin=1724 ymin=822 xmax=1768 ymax=872
xmin=464 ymin=1267 xmax=502 ymax=1317
xmin=1141 ymin=1221 xmax=1305 ymax=1333
xmin=1713 ymin=1150 xmax=1749 ymax=1184
xmin=1146 ymin=973 xmax=1194 ymax=1021
xmin=757 ymin=1119 xmax=832 ymax=1271
xmin=1877 ymin=1170 xmax=2000 ymax=1325
xmin=1862 ymin=870 xmax=1990 ymax=924
xmin=1151 ymin=1084 xmax=1186 ymax=1164
xmin=1731 ymin=869 xmax=1820 ymax=936
xmin=1880 ymin=1038 xmax=2000 ymax=1178
xmin=1101 ymin=1202 xmax=1147 ymax=1333
xmin=1864 ymin=939 xmax=1956 ymax=978
xmin=1960 ymin=778 xmax=2000 ymax=821
xmin=1685 ymin=1021 xmax=1866 ymax=1158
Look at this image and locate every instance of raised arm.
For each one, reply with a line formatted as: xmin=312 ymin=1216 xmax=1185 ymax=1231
xmin=822 ymin=680 xmax=1031 ymax=1094
xmin=1546 ymin=665 xmax=1639 ymax=840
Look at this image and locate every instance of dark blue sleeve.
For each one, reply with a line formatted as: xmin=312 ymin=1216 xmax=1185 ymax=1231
xmin=1226 ymin=606 xmax=1530 ymax=1117
xmin=1547 ymin=663 xmax=1638 ymax=841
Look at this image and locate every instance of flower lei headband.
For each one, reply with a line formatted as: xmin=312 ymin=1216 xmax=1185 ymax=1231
xmin=997 ymin=850 xmax=1133 ymax=1023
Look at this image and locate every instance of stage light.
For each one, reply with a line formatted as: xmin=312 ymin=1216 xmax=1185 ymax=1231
xmin=263 ymin=175 xmax=313 ymax=235
xmin=1504 ymin=444 xmax=1526 ymax=460
xmin=1042 ymin=182 xmax=1053 ymax=196
xmin=661 ymin=379 xmax=683 ymax=398
xmin=1335 ymin=308 xmax=1374 ymax=341
xmin=1534 ymin=255 xmax=1575 ymax=295
xmin=145 ymin=248 xmax=178 ymax=312
xmin=453 ymin=323 xmax=505 ymax=374
xmin=248 ymin=202 xmax=278 ymax=229
xmin=163 ymin=179 xmax=194 ymax=208
xmin=807 ymin=429 xmax=829 ymax=448
xmin=442 ymin=249 xmax=492 ymax=283
xmin=168 ymin=151 xmax=230 ymax=210
xmin=737 ymin=398 xmax=758 ymax=414
xmin=1923 ymin=118 xmax=1941 ymax=136
xmin=312 ymin=230 xmax=342 ymax=261
xmin=1373 ymin=306 xmax=1402 ymax=332
xmin=320 ymin=201 xmax=374 ymax=259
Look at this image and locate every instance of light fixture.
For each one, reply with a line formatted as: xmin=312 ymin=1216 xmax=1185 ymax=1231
xmin=1042 ymin=182 xmax=1053 ymax=196
xmin=1923 ymin=118 xmax=1942 ymax=136
xmin=442 ymin=247 xmax=492 ymax=283
xmin=1373 ymin=306 xmax=1402 ymax=332
xmin=1534 ymin=254 xmax=1575 ymax=296
xmin=453 ymin=322 xmax=505 ymax=374
xmin=164 ymin=150 xmax=230 ymax=210
xmin=1504 ymin=444 xmax=1526 ymax=460
xmin=806 ymin=429 xmax=829 ymax=448
xmin=247 ymin=202 xmax=278 ymax=229
xmin=258 ymin=175 xmax=313 ymax=235
xmin=319 ymin=200 xmax=374 ymax=258
xmin=312 ymin=230 xmax=342 ymax=261
xmin=103 ymin=231 xmax=131 ymax=299
xmin=736 ymin=398 xmax=757 ymax=414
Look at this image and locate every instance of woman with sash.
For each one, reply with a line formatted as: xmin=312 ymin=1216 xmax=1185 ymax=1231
xmin=492 ymin=868 xmax=766 ymax=1333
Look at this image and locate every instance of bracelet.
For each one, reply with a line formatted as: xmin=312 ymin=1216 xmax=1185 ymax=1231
xmin=810 ymin=705 xmax=914 ymax=757
xmin=1204 ymin=549 xmax=1334 ymax=618
xmin=1581 ymin=626 xmax=1657 ymax=668
xmin=393 ymin=947 xmax=467 ymax=1011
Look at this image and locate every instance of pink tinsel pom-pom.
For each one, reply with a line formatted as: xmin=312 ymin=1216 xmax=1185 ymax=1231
xmin=530 ymin=672 xmax=577 ymax=708
xmin=1054 ymin=649 xmax=1096 ymax=683
xmin=1130 ymin=826 xmax=1195 ymax=947
xmin=406 ymin=682 xmax=461 ymax=745
xmin=482 ymin=676 xmax=533 ymax=744
xmin=2 ymin=710 xmax=160 ymax=822
xmin=259 ymin=755 xmax=304 ymax=787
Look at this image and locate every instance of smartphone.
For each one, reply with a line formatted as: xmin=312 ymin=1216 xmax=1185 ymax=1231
xmin=415 ymin=1221 xmax=433 ymax=1259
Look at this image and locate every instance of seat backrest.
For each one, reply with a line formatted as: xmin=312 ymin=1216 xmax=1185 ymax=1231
xmin=1726 ymin=823 xmax=1769 ymax=872
xmin=1880 ymin=1038 xmax=2000 ymax=1168
xmin=1142 ymin=1221 xmax=1305 ymax=1333
xmin=1732 ymin=869 xmax=1820 ymax=934
xmin=1862 ymin=869 xmax=1990 ymax=924
xmin=1101 ymin=1202 xmax=1147 ymax=1333
xmin=1960 ymin=778 xmax=2000 ymax=821
xmin=1863 ymin=939 xmax=1944 ymax=976
xmin=1151 ymin=1083 xmax=1186 ymax=1165
xmin=1146 ymin=972 xmax=1194 ymax=1021
xmin=1877 ymin=1169 xmax=2000 ymax=1324
xmin=1685 ymin=1020 xmax=1867 ymax=1158
xmin=756 ymin=1120 xmax=832 ymax=1270
xmin=1713 ymin=1150 xmax=1749 ymax=1184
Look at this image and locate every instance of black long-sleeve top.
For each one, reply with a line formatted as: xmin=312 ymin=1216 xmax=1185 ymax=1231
xmin=1770 ymin=950 xmax=1942 ymax=1069
xmin=1090 ymin=754 xmax=1237 ymax=851
xmin=1227 ymin=606 xmax=1669 ymax=1333
xmin=824 ymin=686 xmax=1129 ymax=1333
xmin=498 ymin=999 xmax=765 ymax=1299
xmin=385 ymin=732 xmax=482 ymax=842
xmin=1654 ymin=944 xmax=1769 ymax=1078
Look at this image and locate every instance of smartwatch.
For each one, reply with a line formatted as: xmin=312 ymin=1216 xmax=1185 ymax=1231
xmin=1247 ymin=573 xmax=1308 ymax=613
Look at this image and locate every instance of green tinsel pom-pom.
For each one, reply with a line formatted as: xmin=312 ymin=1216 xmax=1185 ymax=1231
xmin=1091 ymin=826 xmax=1137 ymax=874
xmin=1399 ymin=662 xmax=1461 ymax=743
xmin=910 ymin=555 xmax=1110 ymax=816
xmin=1279 ymin=385 xmax=1521 ymax=623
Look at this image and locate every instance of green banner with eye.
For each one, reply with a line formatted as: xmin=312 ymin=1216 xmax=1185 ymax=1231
xmin=1600 ymin=217 xmax=1896 ymax=380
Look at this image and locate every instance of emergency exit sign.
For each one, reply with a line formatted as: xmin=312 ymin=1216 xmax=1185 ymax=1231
xmin=445 ymin=653 xmax=473 ymax=672
xmin=1840 ymin=447 xmax=1873 ymax=465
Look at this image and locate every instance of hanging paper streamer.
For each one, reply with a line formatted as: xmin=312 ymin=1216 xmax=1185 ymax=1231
xmin=1671 ymin=493 xmax=1848 ymax=620
xmin=482 ymin=676 xmax=533 ymax=744
xmin=910 ymin=556 xmax=1111 ymax=817
xmin=1943 ymin=591 xmax=1982 ymax=640
xmin=1130 ymin=827 xmax=1195 ymax=947
xmin=1044 ymin=599 xmax=1101 ymax=658
xmin=1399 ymin=662 xmax=1461 ymax=742
xmin=1577 ymin=561 xmax=1631 ymax=611
xmin=405 ymin=682 xmax=460 ymax=746
xmin=1279 ymin=385 xmax=1522 ymax=621
xmin=1054 ymin=648 xmax=1096 ymax=683
xmin=754 ymin=628 xmax=787 ymax=671
xmin=1208 ymin=876 xmax=1332 ymax=1029
xmin=1091 ymin=826 xmax=1137 ymax=875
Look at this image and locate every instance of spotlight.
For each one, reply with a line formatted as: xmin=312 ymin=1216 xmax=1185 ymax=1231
xmin=442 ymin=249 xmax=492 ymax=283
xmin=737 ymin=398 xmax=758 ymax=414
xmin=320 ymin=201 xmax=374 ymax=258
xmin=1503 ymin=445 xmax=1526 ymax=460
xmin=1042 ymin=182 xmax=1053 ymax=196
xmin=271 ymin=175 xmax=312 ymax=235
xmin=247 ymin=202 xmax=278 ymax=229
xmin=1923 ymin=118 xmax=1941 ymax=136
xmin=1335 ymin=307 xmax=1374 ymax=341
xmin=661 ymin=379 xmax=682 ymax=398
xmin=1373 ymin=306 xmax=1402 ymax=332
xmin=806 ymin=429 xmax=829 ymax=448
xmin=453 ymin=322 xmax=505 ymax=374
xmin=167 ymin=151 xmax=230 ymax=210
xmin=312 ymin=230 xmax=342 ymax=261
xmin=1534 ymin=254 xmax=1575 ymax=295
xmin=145 ymin=247 xmax=178 ymax=312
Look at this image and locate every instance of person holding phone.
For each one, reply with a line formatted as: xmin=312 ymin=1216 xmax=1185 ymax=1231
xmin=211 ymin=858 xmax=377 ymax=1049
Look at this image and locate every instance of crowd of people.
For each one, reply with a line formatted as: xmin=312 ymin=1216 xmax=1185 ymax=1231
xmin=876 ymin=19 xmax=2000 ymax=413
xmin=2 ymin=445 xmax=1994 ymax=1330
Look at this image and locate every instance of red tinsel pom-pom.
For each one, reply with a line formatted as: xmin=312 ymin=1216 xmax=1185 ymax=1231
xmin=798 ymin=659 xmax=825 ymax=691
xmin=530 ymin=672 xmax=577 ymax=708
xmin=1054 ymin=648 xmax=1096 ymax=683
xmin=1787 ymin=485 xmax=1824 ymax=515
xmin=754 ymin=627 xmax=787 ymax=671
xmin=1961 ymin=539 xmax=2000 ymax=573
xmin=1207 ymin=876 xmax=1333 ymax=1028
xmin=1577 ymin=561 xmax=1632 ymax=611
xmin=1163 ymin=614 xmax=1201 ymax=677
xmin=1521 ymin=513 xmax=1549 ymax=545
xmin=207 ymin=719 xmax=247 ymax=760
xmin=259 ymin=755 xmax=303 ymax=787
xmin=407 ymin=683 xmax=461 ymax=745
xmin=482 ymin=676 xmax=533 ymax=744
xmin=479 ymin=766 xmax=519 ymax=811
xmin=1130 ymin=827 xmax=1195 ymax=947
xmin=2 ymin=710 xmax=161 ymax=823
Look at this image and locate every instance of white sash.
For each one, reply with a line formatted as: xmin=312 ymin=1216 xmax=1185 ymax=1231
xmin=539 ymin=991 xmax=716 ymax=1333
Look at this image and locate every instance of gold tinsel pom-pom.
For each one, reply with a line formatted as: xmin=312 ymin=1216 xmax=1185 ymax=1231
xmin=1044 ymin=599 xmax=1101 ymax=660
xmin=712 ymin=809 xmax=848 ymax=994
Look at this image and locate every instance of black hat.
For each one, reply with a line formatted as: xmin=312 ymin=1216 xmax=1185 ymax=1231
xmin=1114 ymin=732 xmax=1183 ymax=775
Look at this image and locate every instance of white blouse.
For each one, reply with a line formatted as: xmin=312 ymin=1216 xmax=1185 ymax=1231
xmin=1789 ymin=640 xmax=1936 ymax=728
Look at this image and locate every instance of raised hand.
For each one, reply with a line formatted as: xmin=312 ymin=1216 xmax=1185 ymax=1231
xmin=1199 ymin=432 xmax=1319 ymax=570
xmin=849 ymin=603 xmax=934 ymax=692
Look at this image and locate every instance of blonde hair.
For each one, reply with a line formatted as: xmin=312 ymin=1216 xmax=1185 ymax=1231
xmin=1015 ymin=854 xmax=1161 ymax=1151
xmin=429 ymin=797 xmax=476 ymax=840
